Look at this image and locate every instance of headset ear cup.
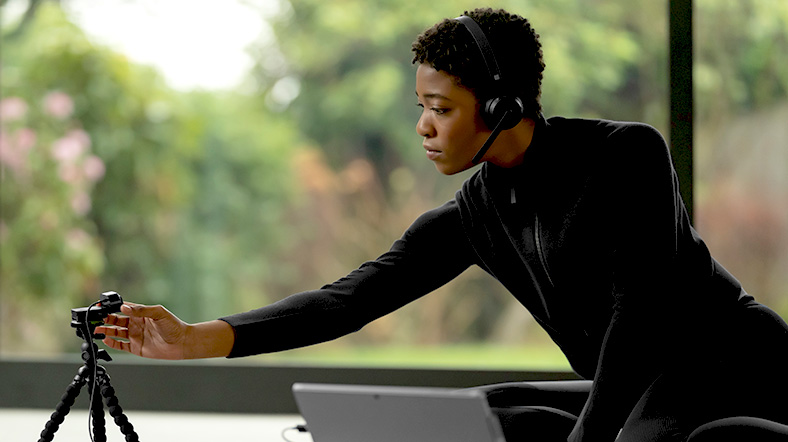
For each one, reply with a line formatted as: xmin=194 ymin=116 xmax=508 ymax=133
xmin=484 ymin=96 xmax=524 ymax=130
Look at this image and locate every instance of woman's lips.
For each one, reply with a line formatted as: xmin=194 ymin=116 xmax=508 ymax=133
xmin=424 ymin=145 xmax=441 ymax=160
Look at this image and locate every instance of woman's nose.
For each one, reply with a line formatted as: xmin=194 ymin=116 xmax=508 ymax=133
xmin=416 ymin=111 xmax=434 ymax=138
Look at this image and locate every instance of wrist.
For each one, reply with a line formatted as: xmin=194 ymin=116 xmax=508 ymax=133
xmin=183 ymin=320 xmax=235 ymax=359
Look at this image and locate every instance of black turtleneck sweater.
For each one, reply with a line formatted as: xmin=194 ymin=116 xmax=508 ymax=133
xmin=220 ymin=115 xmax=752 ymax=441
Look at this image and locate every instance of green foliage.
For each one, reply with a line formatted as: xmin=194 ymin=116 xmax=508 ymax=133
xmin=256 ymin=0 xmax=669 ymax=184
xmin=1 ymin=4 xmax=110 ymax=350
xmin=1 ymin=3 xmax=301 ymax=352
xmin=1 ymin=0 xmax=786 ymax=362
xmin=695 ymin=0 xmax=788 ymax=121
xmin=692 ymin=0 xmax=788 ymax=317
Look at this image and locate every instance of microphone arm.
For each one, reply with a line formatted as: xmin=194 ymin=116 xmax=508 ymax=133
xmin=471 ymin=109 xmax=511 ymax=164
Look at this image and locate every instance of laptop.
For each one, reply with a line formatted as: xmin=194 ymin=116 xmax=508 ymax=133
xmin=292 ymin=383 xmax=506 ymax=442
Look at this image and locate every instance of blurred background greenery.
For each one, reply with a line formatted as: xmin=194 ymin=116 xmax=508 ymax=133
xmin=1 ymin=0 xmax=786 ymax=369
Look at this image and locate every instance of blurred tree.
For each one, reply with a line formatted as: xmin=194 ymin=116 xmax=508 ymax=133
xmin=253 ymin=0 xmax=668 ymax=182
xmin=694 ymin=0 xmax=788 ymax=317
xmin=1 ymin=3 xmax=301 ymax=352
xmin=695 ymin=0 xmax=788 ymax=123
xmin=2 ymin=0 xmax=786 ymax=362
xmin=2 ymin=1 xmax=113 ymax=351
xmin=0 ymin=0 xmax=45 ymax=41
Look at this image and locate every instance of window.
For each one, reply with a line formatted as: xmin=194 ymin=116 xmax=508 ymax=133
xmin=11 ymin=0 xmax=778 ymax=373
xmin=694 ymin=0 xmax=788 ymax=319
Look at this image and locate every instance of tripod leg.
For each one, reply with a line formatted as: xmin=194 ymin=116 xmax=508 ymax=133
xmin=38 ymin=367 xmax=88 ymax=442
xmin=97 ymin=368 xmax=140 ymax=442
xmin=90 ymin=379 xmax=108 ymax=442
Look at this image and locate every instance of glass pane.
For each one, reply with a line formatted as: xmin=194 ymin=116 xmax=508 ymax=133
xmin=1 ymin=0 xmax=667 ymax=370
xmin=695 ymin=0 xmax=788 ymax=319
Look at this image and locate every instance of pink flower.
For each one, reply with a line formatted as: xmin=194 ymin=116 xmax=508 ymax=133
xmin=16 ymin=128 xmax=36 ymax=151
xmin=43 ymin=91 xmax=74 ymax=120
xmin=0 ymin=128 xmax=36 ymax=173
xmin=0 ymin=97 xmax=28 ymax=122
xmin=83 ymin=155 xmax=106 ymax=182
xmin=58 ymin=162 xmax=82 ymax=184
xmin=51 ymin=129 xmax=91 ymax=164
xmin=71 ymin=191 xmax=92 ymax=216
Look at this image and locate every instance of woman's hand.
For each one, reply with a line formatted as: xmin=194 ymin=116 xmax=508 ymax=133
xmin=96 ymin=303 xmax=188 ymax=360
xmin=96 ymin=302 xmax=235 ymax=360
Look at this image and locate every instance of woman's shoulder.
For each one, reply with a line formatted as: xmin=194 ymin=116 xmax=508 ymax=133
xmin=548 ymin=116 xmax=666 ymax=146
xmin=548 ymin=116 xmax=671 ymax=170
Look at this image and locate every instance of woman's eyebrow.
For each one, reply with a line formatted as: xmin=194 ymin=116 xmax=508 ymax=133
xmin=415 ymin=91 xmax=453 ymax=101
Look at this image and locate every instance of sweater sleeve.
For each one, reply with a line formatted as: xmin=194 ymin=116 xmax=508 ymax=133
xmin=570 ymin=123 xmax=691 ymax=442
xmin=219 ymin=200 xmax=475 ymax=358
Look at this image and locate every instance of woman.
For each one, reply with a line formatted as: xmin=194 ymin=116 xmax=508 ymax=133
xmin=97 ymin=8 xmax=788 ymax=442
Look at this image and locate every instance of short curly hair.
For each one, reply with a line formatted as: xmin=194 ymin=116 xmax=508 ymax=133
xmin=412 ymin=8 xmax=545 ymax=119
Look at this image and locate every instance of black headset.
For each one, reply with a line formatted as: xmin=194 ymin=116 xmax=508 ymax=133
xmin=455 ymin=15 xmax=525 ymax=164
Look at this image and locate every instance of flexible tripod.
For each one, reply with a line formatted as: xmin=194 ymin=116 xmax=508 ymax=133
xmin=39 ymin=296 xmax=139 ymax=441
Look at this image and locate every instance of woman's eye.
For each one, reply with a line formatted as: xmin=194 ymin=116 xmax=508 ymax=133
xmin=416 ymin=103 xmax=448 ymax=115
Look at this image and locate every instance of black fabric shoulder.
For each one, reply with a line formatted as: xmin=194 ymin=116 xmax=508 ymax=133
xmin=598 ymin=121 xmax=671 ymax=168
xmin=393 ymin=198 xmax=479 ymax=274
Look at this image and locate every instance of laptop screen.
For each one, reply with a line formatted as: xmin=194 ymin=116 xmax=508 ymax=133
xmin=292 ymin=383 xmax=505 ymax=442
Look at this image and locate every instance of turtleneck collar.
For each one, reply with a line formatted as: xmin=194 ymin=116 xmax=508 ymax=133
xmin=481 ymin=113 xmax=550 ymax=178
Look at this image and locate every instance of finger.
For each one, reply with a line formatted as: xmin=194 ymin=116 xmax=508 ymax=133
xmin=102 ymin=314 xmax=129 ymax=327
xmin=102 ymin=336 xmax=131 ymax=353
xmin=117 ymin=302 xmax=145 ymax=317
xmin=124 ymin=303 xmax=171 ymax=320
xmin=119 ymin=303 xmax=135 ymax=315
xmin=95 ymin=325 xmax=128 ymax=339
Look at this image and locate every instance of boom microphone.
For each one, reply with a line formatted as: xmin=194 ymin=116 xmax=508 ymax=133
xmin=471 ymin=108 xmax=512 ymax=164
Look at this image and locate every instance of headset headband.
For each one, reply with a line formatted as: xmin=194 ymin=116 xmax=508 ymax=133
xmin=455 ymin=14 xmax=524 ymax=164
xmin=455 ymin=15 xmax=503 ymax=83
